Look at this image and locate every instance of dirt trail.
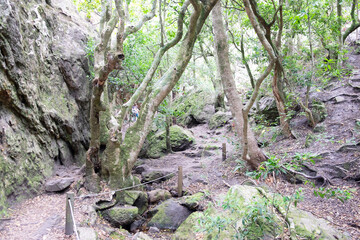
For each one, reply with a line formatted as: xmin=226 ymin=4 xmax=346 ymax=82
xmin=1 ymin=49 xmax=360 ymax=240
xmin=0 ymin=123 xmax=240 ymax=240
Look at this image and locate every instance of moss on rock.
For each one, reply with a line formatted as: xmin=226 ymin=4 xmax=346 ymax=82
xmin=102 ymin=205 xmax=139 ymax=228
xmin=208 ymin=111 xmax=231 ymax=130
xmin=172 ymin=90 xmax=215 ymax=127
xmin=145 ymin=125 xmax=194 ymax=158
xmin=115 ymin=190 xmax=148 ymax=215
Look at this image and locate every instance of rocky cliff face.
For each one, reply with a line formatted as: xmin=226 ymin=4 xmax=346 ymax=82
xmin=0 ymin=0 xmax=93 ymax=213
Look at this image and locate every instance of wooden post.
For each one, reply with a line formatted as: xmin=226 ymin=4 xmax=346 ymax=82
xmin=65 ymin=192 xmax=74 ymax=235
xmin=178 ymin=166 xmax=183 ymax=197
xmin=222 ymin=143 xmax=226 ymax=161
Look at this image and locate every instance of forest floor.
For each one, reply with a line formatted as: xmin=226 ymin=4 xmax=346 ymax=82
xmin=1 ymin=51 xmax=360 ymax=240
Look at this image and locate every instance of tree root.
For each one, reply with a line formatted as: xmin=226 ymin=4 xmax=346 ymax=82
xmin=282 ymin=166 xmax=332 ymax=186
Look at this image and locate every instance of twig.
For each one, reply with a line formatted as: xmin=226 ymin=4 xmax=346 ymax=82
xmin=222 ymin=180 xmax=231 ymax=188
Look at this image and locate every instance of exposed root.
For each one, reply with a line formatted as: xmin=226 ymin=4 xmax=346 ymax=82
xmin=282 ymin=166 xmax=332 ymax=186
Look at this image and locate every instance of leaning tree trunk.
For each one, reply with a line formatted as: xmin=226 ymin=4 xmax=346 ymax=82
xmin=212 ymin=1 xmax=266 ymax=169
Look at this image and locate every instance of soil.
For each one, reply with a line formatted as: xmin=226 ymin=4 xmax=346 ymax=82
xmin=1 ymin=50 xmax=360 ymax=240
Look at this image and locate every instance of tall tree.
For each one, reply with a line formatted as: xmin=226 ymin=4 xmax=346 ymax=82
xmin=212 ymin=0 xmax=268 ymax=169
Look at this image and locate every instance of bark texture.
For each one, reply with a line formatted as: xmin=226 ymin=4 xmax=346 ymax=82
xmin=212 ymin=1 xmax=266 ymax=169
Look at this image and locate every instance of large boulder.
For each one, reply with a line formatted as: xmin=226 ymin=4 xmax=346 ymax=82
xmin=208 ymin=111 xmax=232 ymax=130
xmin=145 ymin=125 xmax=194 ymax=158
xmin=255 ymin=97 xmax=279 ymax=125
xmin=174 ymin=185 xmax=349 ymax=240
xmin=45 ymin=177 xmax=74 ymax=192
xmin=147 ymin=199 xmax=191 ymax=230
xmin=0 ymin=0 xmax=93 ymax=213
xmin=172 ymin=90 xmax=215 ymax=127
xmin=101 ymin=205 xmax=139 ymax=228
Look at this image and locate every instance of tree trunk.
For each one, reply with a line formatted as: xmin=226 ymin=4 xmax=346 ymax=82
xmin=199 ymin=40 xmax=225 ymax=110
xmin=272 ymin=62 xmax=292 ymax=138
xmin=165 ymin=93 xmax=172 ymax=153
xmin=212 ymin=1 xmax=266 ymax=169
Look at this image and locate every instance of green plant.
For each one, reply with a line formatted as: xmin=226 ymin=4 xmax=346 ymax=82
xmin=235 ymin=197 xmax=279 ymax=239
xmin=234 ymin=158 xmax=246 ymax=172
xmin=289 ymin=152 xmax=319 ymax=170
xmin=313 ymin=187 xmax=355 ymax=203
xmin=246 ymin=155 xmax=286 ymax=180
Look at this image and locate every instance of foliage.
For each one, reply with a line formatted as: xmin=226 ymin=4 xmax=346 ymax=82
xmin=313 ymin=187 xmax=354 ymax=203
xmin=73 ymin=0 xmax=101 ymax=19
xmin=246 ymin=155 xmax=286 ymax=180
xmin=288 ymin=152 xmax=319 ymax=170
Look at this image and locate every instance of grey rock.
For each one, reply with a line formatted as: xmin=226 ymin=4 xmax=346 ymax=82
xmin=130 ymin=218 xmax=146 ymax=232
xmin=134 ymin=164 xmax=150 ymax=174
xmin=148 ymin=189 xmax=172 ymax=204
xmin=143 ymin=125 xmax=194 ymax=158
xmin=132 ymin=232 xmax=153 ymax=240
xmin=255 ymin=97 xmax=279 ymax=124
xmin=171 ymin=90 xmax=215 ymax=127
xmin=141 ymin=169 xmax=174 ymax=183
xmin=0 ymin=0 xmax=93 ymax=211
xmin=148 ymin=199 xmax=191 ymax=230
xmin=335 ymin=96 xmax=346 ymax=103
xmin=148 ymin=226 xmax=160 ymax=233
xmin=77 ymin=227 xmax=97 ymax=240
xmin=208 ymin=111 xmax=231 ymax=129
xmin=45 ymin=177 xmax=74 ymax=192
xmin=115 ymin=190 xmax=148 ymax=215
xmin=101 ymin=205 xmax=139 ymax=228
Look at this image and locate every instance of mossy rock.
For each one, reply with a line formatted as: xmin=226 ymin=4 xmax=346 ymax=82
xmin=179 ymin=192 xmax=206 ymax=210
xmin=147 ymin=199 xmax=191 ymax=230
xmin=176 ymin=185 xmax=348 ymax=240
xmin=173 ymin=212 xmax=204 ymax=240
xmin=115 ymin=190 xmax=148 ymax=215
xmin=172 ymin=90 xmax=215 ymax=127
xmin=145 ymin=125 xmax=194 ymax=158
xmin=208 ymin=111 xmax=231 ymax=130
xmin=288 ymin=208 xmax=349 ymax=239
xmin=101 ymin=205 xmax=139 ymax=228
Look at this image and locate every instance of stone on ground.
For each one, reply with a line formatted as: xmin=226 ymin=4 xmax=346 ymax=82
xmin=132 ymin=232 xmax=153 ymax=240
xmin=208 ymin=111 xmax=231 ymax=129
xmin=101 ymin=205 xmax=138 ymax=228
xmin=179 ymin=192 xmax=206 ymax=211
xmin=147 ymin=199 xmax=191 ymax=230
xmin=115 ymin=190 xmax=148 ymax=215
xmin=147 ymin=189 xmax=172 ymax=204
xmin=77 ymin=227 xmax=97 ymax=240
xmin=175 ymin=185 xmax=349 ymax=240
xmin=44 ymin=177 xmax=74 ymax=192
xmin=141 ymin=169 xmax=173 ymax=183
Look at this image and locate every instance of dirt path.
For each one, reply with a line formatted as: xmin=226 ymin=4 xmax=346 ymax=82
xmin=1 ymin=49 xmax=360 ymax=240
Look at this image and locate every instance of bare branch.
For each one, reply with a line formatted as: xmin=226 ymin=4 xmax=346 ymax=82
xmin=124 ymin=0 xmax=158 ymax=39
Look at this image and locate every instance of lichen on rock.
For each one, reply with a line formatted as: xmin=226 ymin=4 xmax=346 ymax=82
xmin=144 ymin=125 xmax=194 ymax=158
